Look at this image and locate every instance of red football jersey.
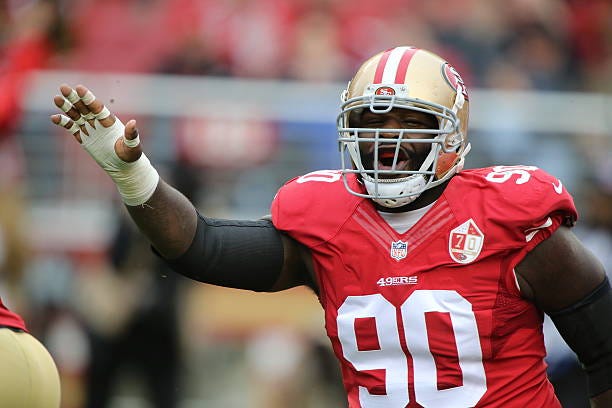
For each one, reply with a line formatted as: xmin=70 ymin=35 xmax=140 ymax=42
xmin=0 ymin=298 xmax=26 ymax=330
xmin=271 ymin=166 xmax=577 ymax=408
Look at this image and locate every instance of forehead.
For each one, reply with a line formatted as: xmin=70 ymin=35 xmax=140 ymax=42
xmin=360 ymin=108 xmax=436 ymax=122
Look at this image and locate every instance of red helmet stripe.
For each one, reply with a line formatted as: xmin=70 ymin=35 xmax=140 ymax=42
xmin=394 ymin=47 xmax=418 ymax=83
xmin=373 ymin=48 xmax=393 ymax=83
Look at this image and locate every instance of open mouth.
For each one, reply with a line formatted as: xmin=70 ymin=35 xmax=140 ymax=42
xmin=372 ymin=146 xmax=410 ymax=172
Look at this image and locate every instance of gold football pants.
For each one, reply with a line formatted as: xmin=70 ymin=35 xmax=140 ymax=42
xmin=0 ymin=328 xmax=61 ymax=407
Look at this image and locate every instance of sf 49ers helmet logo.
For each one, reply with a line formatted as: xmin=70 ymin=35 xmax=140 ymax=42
xmin=449 ymin=219 xmax=484 ymax=264
xmin=375 ymin=86 xmax=396 ymax=96
xmin=442 ymin=63 xmax=469 ymax=101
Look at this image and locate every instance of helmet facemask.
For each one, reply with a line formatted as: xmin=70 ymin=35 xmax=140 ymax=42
xmin=337 ymin=85 xmax=468 ymax=208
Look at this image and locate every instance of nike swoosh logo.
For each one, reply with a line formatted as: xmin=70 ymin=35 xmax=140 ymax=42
xmin=524 ymin=217 xmax=553 ymax=242
xmin=552 ymin=180 xmax=563 ymax=194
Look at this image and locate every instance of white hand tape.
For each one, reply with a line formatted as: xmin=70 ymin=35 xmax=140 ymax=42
xmin=60 ymin=98 xmax=72 ymax=113
xmin=66 ymin=89 xmax=80 ymax=104
xmin=78 ymin=114 xmax=158 ymax=206
xmin=81 ymin=90 xmax=95 ymax=105
xmin=123 ymin=135 xmax=140 ymax=148
xmin=59 ymin=115 xmax=70 ymax=127
xmin=75 ymin=117 xmax=86 ymax=126
xmin=95 ymin=107 xmax=111 ymax=120
xmin=84 ymin=112 xmax=96 ymax=120
xmin=69 ymin=122 xmax=80 ymax=135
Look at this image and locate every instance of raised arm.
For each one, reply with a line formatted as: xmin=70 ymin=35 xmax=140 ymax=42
xmin=51 ymin=84 xmax=310 ymax=292
xmin=126 ymin=179 xmax=198 ymax=259
xmin=50 ymin=84 xmax=197 ymax=258
xmin=515 ymin=226 xmax=612 ymax=407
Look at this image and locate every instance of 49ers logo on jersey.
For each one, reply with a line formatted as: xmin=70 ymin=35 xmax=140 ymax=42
xmin=449 ymin=219 xmax=484 ymax=264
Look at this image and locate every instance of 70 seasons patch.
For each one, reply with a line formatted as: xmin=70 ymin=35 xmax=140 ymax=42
xmin=449 ymin=218 xmax=484 ymax=264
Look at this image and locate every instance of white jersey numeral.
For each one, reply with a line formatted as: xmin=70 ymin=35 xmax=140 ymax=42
xmin=485 ymin=165 xmax=538 ymax=184
xmin=296 ymin=170 xmax=342 ymax=183
xmin=338 ymin=294 xmax=409 ymax=407
xmin=337 ymin=291 xmax=487 ymax=407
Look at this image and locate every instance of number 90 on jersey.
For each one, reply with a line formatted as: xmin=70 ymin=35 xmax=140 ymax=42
xmin=337 ymin=291 xmax=487 ymax=407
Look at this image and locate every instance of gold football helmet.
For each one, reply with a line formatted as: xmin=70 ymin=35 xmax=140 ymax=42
xmin=337 ymin=46 xmax=470 ymax=208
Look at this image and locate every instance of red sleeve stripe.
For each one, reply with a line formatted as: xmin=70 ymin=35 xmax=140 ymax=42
xmin=373 ymin=46 xmax=418 ymax=84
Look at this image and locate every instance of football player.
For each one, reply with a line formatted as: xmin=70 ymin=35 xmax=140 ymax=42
xmin=52 ymin=46 xmax=611 ymax=407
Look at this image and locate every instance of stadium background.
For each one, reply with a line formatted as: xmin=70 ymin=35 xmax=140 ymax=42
xmin=1 ymin=0 xmax=611 ymax=407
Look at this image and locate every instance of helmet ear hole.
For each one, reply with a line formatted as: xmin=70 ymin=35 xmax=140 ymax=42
xmin=436 ymin=152 xmax=459 ymax=178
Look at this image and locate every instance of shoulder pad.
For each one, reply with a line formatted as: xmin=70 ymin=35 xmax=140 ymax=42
xmin=271 ymin=171 xmax=363 ymax=246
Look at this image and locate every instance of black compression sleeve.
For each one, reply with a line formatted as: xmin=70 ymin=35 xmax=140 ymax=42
xmin=155 ymin=213 xmax=285 ymax=292
xmin=549 ymin=277 xmax=612 ymax=397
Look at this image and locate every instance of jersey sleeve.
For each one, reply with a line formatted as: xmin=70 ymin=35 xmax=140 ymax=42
xmin=271 ymin=170 xmax=361 ymax=248
xmin=479 ymin=166 xmax=578 ymax=266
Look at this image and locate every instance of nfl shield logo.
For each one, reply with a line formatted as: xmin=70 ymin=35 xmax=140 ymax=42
xmin=390 ymin=240 xmax=408 ymax=261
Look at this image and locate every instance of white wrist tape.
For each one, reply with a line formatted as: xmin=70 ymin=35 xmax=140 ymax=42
xmin=108 ymin=153 xmax=160 ymax=206
xmin=80 ymin=116 xmax=159 ymax=206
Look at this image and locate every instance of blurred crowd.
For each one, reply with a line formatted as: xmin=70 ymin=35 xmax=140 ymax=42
xmin=0 ymin=0 xmax=611 ymax=407
xmin=1 ymin=0 xmax=611 ymax=86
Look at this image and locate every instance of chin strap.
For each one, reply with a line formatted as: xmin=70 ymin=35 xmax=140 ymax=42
xmin=363 ymin=175 xmax=426 ymax=208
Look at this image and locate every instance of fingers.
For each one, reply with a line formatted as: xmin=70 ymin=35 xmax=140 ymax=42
xmin=75 ymin=85 xmax=116 ymax=128
xmin=51 ymin=84 xmax=145 ymax=166
xmin=60 ymin=84 xmax=94 ymax=126
xmin=53 ymin=94 xmax=88 ymax=133
xmin=123 ymin=120 xmax=140 ymax=147
xmin=114 ymin=119 xmax=143 ymax=162
xmin=51 ymin=84 xmax=122 ymax=145
xmin=51 ymin=113 xmax=82 ymax=143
